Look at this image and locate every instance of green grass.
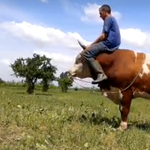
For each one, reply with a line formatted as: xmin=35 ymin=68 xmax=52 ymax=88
xmin=1 ymin=86 xmax=150 ymax=150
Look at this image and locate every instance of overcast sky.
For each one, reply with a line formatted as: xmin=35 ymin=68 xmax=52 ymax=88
xmin=0 ymin=0 xmax=150 ymax=87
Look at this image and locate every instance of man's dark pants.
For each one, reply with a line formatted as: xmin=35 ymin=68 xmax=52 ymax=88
xmin=82 ymin=42 xmax=119 ymax=84
xmin=82 ymin=42 xmax=119 ymax=61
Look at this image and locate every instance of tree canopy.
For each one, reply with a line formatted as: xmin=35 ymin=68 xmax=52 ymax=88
xmin=10 ymin=53 xmax=57 ymax=94
xmin=58 ymin=71 xmax=73 ymax=92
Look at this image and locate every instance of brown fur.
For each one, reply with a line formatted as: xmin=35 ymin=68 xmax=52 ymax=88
xmin=95 ymin=49 xmax=150 ymax=130
xmin=97 ymin=50 xmax=143 ymax=88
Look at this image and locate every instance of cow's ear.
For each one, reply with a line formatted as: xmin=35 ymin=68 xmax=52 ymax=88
xmin=77 ymin=40 xmax=86 ymax=50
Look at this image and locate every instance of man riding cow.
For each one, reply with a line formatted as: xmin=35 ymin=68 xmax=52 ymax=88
xmin=68 ymin=4 xmax=150 ymax=131
xmin=81 ymin=4 xmax=121 ymax=84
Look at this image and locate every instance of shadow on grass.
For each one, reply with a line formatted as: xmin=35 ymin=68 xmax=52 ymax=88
xmin=15 ymin=91 xmax=53 ymax=96
xmin=128 ymin=122 xmax=150 ymax=131
xmin=79 ymin=112 xmax=120 ymax=128
xmin=79 ymin=112 xmax=150 ymax=131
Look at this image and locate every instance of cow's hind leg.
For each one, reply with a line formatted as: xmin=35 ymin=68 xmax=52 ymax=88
xmin=118 ymin=89 xmax=133 ymax=131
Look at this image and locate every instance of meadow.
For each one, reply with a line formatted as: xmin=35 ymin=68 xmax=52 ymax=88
xmin=1 ymin=85 xmax=150 ymax=150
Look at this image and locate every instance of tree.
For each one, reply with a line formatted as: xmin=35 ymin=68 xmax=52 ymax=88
xmin=10 ymin=53 xmax=57 ymax=94
xmin=58 ymin=71 xmax=73 ymax=92
xmin=0 ymin=78 xmax=5 ymax=84
xmin=40 ymin=60 xmax=56 ymax=92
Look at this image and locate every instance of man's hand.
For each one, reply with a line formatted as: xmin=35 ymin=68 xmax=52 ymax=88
xmin=90 ymin=33 xmax=107 ymax=46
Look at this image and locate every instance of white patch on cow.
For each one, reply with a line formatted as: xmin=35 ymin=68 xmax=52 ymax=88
xmin=134 ymin=51 xmax=137 ymax=62
xmin=139 ymin=54 xmax=150 ymax=78
xmin=142 ymin=63 xmax=150 ymax=74
xmin=69 ymin=63 xmax=83 ymax=76
xmin=119 ymin=121 xmax=128 ymax=130
xmin=103 ymin=92 xmax=108 ymax=97
xmin=69 ymin=61 xmax=91 ymax=78
xmin=119 ymin=90 xmax=123 ymax=99
xmin=144 ymin=53 xmax=150 ymax=65
xmin=139 ymin=73 xmax=142 ymax=78
xmin=69 ymin=53 xmax=92 ymax=78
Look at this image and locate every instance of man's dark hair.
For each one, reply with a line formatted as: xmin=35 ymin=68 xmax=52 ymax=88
xmin=99 ymin=4 xmax=111 ymax=14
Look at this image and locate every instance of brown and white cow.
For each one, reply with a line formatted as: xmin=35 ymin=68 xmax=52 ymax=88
xmin=69 ymin=41 xmax=150 ymax=131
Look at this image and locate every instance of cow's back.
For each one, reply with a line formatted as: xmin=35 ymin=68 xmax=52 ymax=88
xmin=96 ymin=49 xmax=150 ymax=90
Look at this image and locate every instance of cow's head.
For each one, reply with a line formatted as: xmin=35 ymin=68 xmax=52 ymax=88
xmin=68 ymin=41 xmax=92 ymax=79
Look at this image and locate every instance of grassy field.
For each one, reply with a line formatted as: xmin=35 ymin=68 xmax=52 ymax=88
xmin=1 ymin=86 xmax=150 ymax=150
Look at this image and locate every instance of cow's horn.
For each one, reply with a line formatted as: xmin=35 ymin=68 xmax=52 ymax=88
xmin=77 ymin=40 xmax=86 ymax=50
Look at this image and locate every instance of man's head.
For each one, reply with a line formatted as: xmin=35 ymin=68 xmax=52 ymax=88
xmin=99 ymin=4 xmax=111 ymax=20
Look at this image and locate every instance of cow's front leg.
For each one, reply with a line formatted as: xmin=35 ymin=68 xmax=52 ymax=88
xmin=118 ymin=89 xmax=133 ymax=131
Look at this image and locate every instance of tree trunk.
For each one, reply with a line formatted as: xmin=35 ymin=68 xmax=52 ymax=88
xmin=42 ymin=79 xmax=49 ymax=92
xmin=61 ymin=83 xmax=67 ymax=93
xmin=26 ymin=78 xmax=35 ymax=94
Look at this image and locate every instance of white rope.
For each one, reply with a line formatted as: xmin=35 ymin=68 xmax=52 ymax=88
xmin=120 ymin=53 xmax=145 ymax=92
xmin=73 ymin=78 xmax=91 ymax=83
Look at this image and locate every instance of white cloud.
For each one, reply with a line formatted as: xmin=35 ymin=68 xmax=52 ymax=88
xmin=120 ymin=28 xmax=150 ymax=49
xmin=81 ymin=3 xmax=121 ymax=24
xmin=0 ymin=21 xmax=90 ymax=49
xmin=1 ymin=20 xmax=150 ymax=55
xmin=0 ymin=59 xmax=11 ymax=65
xmin=39 ymin=0 xmax=48 ymax=3
xmin=1 ymin=21 xmax=150 ymax=54
xmin=33 ymin=51 xmax=74 ymax=63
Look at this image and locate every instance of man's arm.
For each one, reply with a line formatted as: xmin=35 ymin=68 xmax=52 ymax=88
xmin=84 ymin=33 xmax=107 ymax=50
xmin=87 ymin=17 xmax=112 ymax=48
xmin=91 ymin=33 xmax=108 ymax=45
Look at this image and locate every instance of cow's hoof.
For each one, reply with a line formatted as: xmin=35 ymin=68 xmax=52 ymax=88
xmin=117 ymin=121 xmax=128 ymax=131
xmin=117 ymin=127 xmax=127 ymax=131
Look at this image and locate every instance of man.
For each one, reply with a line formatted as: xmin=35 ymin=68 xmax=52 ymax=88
xmin=81 ymin=4 xmax=121 ymax=84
